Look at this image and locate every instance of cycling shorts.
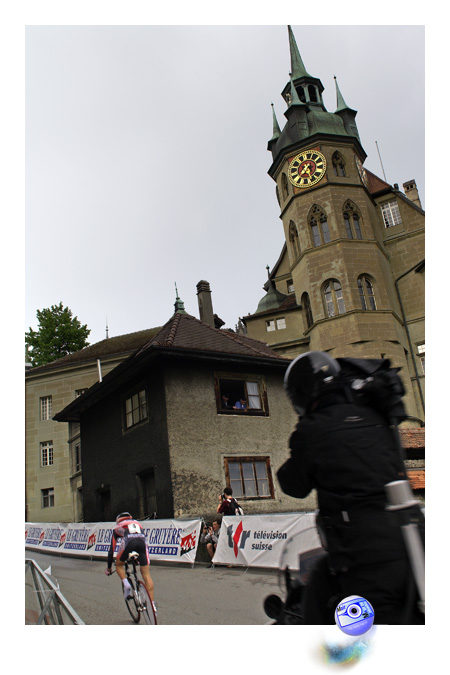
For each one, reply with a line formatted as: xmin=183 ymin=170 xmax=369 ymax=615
xmin=117 ymin=536 xmax=149 ymax=567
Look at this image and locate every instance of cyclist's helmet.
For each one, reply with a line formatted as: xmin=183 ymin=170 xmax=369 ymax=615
xmin=284 ymin=351 xmax=341 ymax=416
xmin=116 ymin=512 xmax=132 ymax=523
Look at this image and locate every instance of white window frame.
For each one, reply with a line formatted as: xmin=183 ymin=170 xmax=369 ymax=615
xmin=40 ymin=396 xmax=53 ymax=421
xmin=381 ymin=199 xmax=402 ymax=228
xmin=40 ymin=441 xmax=54 ymax=467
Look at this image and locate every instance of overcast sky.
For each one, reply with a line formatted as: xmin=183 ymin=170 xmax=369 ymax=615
xmin=24 ymin=24 xmax=425 ymax=346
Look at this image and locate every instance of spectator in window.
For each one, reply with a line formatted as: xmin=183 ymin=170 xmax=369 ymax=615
xmin=201 ymin=517 xmax=221 ymax=568
xmin=233 ymin=398 xmax=247 ymax=410
xmin=221 ymin=393 xmax=232 ymax=409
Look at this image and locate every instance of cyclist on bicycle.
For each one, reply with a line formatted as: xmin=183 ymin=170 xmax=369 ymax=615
xmin=105 ymin=512 xmax=154 ymax=602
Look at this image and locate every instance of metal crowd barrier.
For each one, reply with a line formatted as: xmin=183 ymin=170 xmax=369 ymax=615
xmin=25 ymin=558 xmax=85 ymax=625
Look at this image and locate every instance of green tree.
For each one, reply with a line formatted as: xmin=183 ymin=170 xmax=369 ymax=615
xmin=25 ymin=303 xmax=91 ymax=367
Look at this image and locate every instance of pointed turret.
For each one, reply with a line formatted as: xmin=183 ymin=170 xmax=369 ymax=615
xmin=334 ymin=75 xmax=360 ymax=140
xmin=267 ymin=103 xmax=281 ymax=152
xmin=288 ymin=25 xmax=311 ymax=79
xmin=174 ymin=283 xmax=187 ymax=314
xmin=267 ymin=27 xmax=367 ymax=174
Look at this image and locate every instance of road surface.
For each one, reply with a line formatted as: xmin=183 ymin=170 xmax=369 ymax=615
xmin=26 ymin=550 xmax=280 ymax=625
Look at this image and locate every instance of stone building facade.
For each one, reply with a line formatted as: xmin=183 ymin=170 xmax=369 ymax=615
xmin=25 ymin=328 xmax=160 ymax=523
xmin=54 ymin=306 xmax=315 ymax=521
xmin=243 ymin=26 xmax=425 ymax=427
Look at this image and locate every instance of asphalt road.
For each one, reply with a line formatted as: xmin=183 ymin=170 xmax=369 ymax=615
xmin=26 ymin=550 xmax=281 ymax=625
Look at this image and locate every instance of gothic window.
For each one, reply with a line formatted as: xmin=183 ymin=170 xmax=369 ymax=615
xmin=289 ymin=221 xmax=301 ymax=259
xmin=343 ymin=200 xmax=363 ymax=239
xmin=323 ymin=280 xmax=346 ymax=317
xmin=357 ymin=275 xmax=377 ymax=310
xmin=302 ymin=292 xmax=314 ymax=328
xmin=332 ymin=152 xmax=346 ymax=177
xmin=281 ymin=173 xmax=289 ymax=199
xmin=309 ymin=205 xmax=331 ymax=247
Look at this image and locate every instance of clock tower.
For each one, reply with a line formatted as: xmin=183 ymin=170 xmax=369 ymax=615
xmin=243 ymin=26 xmax=425 ymax=425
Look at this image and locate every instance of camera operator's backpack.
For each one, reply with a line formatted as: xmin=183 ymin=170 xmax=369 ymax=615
xmin=230 ymin=498 xmax=244 ymax=516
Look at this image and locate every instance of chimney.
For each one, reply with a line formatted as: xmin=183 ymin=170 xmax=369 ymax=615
xmin=403 ymin=179 xmax=422 ymax=209
xmin=197 ymin=280 xmax=215 ymax=326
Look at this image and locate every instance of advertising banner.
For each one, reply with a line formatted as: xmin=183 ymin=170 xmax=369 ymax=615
xmin=212 ymin=513 xmax=318 ymax=568
xmin=25 ymin=519 xmax=202 ymax=564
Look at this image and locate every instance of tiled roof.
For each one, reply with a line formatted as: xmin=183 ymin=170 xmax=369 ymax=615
xmin=365 ymin=168 xmax=391 ymax=195
xmin=27 ymin=327 xmax=162 ymax=374
xmin=407 ymin=469 xmax=425 ymax=490
xmin=399 ymin=428 xmax=425 ymax=449
xmin=137 ymin=312 xmax=287 ymax=361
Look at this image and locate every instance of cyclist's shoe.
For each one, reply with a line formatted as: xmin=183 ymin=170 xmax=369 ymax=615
xmin=122 ymin=579 xmax=132 ymax=600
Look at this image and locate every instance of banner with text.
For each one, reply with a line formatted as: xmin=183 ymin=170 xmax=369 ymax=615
xmin=25 ymin=519 xmax=202 ymax=564
xmin=212 ymin=513 xmax=318 ymax=568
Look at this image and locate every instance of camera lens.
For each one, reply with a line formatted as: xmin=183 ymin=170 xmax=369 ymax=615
xmin=347 ymin=604 xmax=362 ymax=619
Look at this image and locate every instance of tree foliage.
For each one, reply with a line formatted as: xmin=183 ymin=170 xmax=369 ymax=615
xmin=25 ymin=303 xmax=91 ymax=367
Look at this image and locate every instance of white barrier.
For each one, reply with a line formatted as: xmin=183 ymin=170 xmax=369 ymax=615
xmin=213 ymin=513 xmax=317 ymax=568
xmin=25 ymin=513 xmax=318 ymax=568
xmin=25 ymin=519 xmax=202 ymax=564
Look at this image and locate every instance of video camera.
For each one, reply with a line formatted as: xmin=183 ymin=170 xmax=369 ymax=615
xmin=336 ymin=357 xmax=407 ymax=423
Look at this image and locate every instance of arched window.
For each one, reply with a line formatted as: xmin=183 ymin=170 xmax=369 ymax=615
xmin=323 ymin=280 xmax=346 ymax=317
xmin=281 ymin=173 xmax=289 ymax=199
xmin=332 ymin=152 xmax=346 ymax=177
xmin=343 ymin=200 xmax=363 ymax=240
xmin=308 ymin=85 xmax=318 ymax=103
xmin=357 ymin=275 xmax=377 ymax=310
xmin=302 ymin=292 xmax=314 ymax=328
xmin=309 ymin=205 xmax=331 ymax=247
xmin=289 ymin=221 xmax=301 ymax=259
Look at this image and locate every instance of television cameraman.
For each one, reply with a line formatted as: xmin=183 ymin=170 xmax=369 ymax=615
xmin=277 ymin=351 xmax=424 ymax=624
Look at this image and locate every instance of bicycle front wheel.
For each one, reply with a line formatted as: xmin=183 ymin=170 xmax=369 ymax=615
xmin=138 ymin=581 xmax=157 ymax=625
xmin=125 ymin=591 xmax=141 ymax=624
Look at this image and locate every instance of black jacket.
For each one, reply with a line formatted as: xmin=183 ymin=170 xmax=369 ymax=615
xmin=277 ymin=393 xmax=408 ymax=569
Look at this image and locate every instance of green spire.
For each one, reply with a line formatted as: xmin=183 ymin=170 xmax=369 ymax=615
xmin=270 ymin=103 xmax=281 ymax=141
xmin=288 ymin=25 xmax=311 ymax=79
xmin=334 ymin=75 xmax=349 ymax=112
xmin=174 ymin=283 xmax=187 ymax=314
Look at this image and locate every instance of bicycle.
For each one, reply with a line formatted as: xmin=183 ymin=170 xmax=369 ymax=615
xmin=121 ymin=551 xmax=157 ymax=625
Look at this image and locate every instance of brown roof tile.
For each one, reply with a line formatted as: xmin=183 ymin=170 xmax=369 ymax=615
xmin=407 ymin=469 xmax=425 ymax=490
xmin=365 ymin=168 xmax=391 ymax=195
xmin=399 ymin=428 xmax=425 ymax=449
xmin=27 ymin=327 xmax=162 ymax=374
xmin=137 ymin=312 xmax=287 ymax=361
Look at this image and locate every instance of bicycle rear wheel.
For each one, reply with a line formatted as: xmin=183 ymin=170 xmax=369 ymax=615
xmin=138 ymin=581 xmax=157 ymax=625
xmin=125 ymin=591 xmax=141 ymax=624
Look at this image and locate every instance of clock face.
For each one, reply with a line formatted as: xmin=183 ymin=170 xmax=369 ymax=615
xmin=288 ymin=149 xmax=327 ymax=188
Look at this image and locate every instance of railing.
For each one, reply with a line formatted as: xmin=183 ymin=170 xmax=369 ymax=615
xmin=25 ymin=558 xmax=85 ymax=625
